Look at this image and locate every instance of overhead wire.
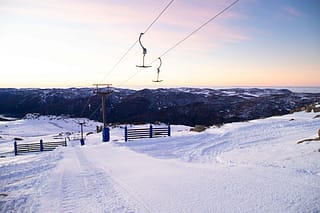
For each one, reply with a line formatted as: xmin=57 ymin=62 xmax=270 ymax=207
xmin=101 ymin=40 xmax=138 ymax=82
xmin=80 ymin=95 xmax=93 ymax=117
xmin=142 ymin=0 xmax=174 ymax=34
xmin=150 ymin=0 xmax=240 ymax=64
xmin=89 ymin=103 xmax=102 ymax=119
xmin=101 ymin=0 xmax=175 ymax=82
xmin=120 ymin=0 xmax=240 ymax=84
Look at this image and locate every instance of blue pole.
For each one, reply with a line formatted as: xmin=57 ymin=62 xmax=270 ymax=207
xmin=168 ymin=124 xmax=171 ymax=136
xmin=40 ymin=139 xmax=44 ymax=151
xmin=102 ymin=127 xmax=110 ymax=142
xmin=125 ymin=126 xmax=128 ymax=142
xmin=80 ymin=138 xmax=85 ymax=146
xmin=14 ymin=141 xmax=17 ymax=156
xmin=80 ymin=122 xmax=85 ymax=145
xmin=149 ymin=124 xmax=153 ymax=138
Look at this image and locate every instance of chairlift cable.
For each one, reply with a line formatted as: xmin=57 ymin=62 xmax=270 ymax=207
xmin=143 ymin=0 xmax=174 ymax=34
xmin=120 ymin=69 xmax=142 ymax=85
xmin=101 ymin=0 xmax=175 ymax=81
xmin=89 ymin=103 xmax=102 ymax=120
xmin=102 ymin=40 xmax=139 ymax=81
xmin=80 ymin=95 xmax=93 ymax=117
xmin=121 ymin=0 xmax=239 ymax=84
xmin=149 ymin=0 xmax=239 ymax=65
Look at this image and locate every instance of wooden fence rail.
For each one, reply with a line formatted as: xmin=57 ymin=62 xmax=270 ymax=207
xmin=14 ymin=139 xmax=67 ymax=155
xmin=125 ymin=125 xmax=171 ymax=141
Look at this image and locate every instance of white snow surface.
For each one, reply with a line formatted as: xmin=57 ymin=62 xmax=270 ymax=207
xmin=0 ymin=112 xmax=320 ymax=212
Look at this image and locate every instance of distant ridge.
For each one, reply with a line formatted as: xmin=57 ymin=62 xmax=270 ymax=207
xmin=0 ymin=87 xmax=319 ymax=126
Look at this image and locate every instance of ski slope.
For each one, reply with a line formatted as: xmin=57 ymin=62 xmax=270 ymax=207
xmin=0 ymin=112 xmax=320 ymax=212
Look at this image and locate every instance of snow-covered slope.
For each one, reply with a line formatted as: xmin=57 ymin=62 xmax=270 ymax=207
xmin=0 ymin=112 xmax=319 ymax=212
xmin=0 ymin=115 xmax=101 ymax=154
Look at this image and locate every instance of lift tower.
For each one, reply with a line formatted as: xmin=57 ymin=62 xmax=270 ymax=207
xmin=93 ymin=84 xmax=113 ymax=142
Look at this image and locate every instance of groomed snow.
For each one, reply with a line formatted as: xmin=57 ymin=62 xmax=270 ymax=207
xmin=0 ymin=112 xmax=320 ymax=212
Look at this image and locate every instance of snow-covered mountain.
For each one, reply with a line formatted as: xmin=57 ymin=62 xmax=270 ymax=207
xmin=0 ymin=87 xmax=319 ymax=126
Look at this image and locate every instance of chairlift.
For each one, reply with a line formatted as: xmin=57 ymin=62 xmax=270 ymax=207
xmin=136 ymin=33 xmax=152 ymax=68
xmin=153 ymin=57 xmax=163 ymax=82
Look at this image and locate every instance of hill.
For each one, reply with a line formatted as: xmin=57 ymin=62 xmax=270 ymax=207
xmin=0 ymin=87 xmax=319 ymax=126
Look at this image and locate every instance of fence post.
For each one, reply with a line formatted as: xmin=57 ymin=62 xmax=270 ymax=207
xmin=168 ymin=124 xmax=171 ymax=136
xmin=40 ymin=139 xmax=44 ymax=152
xmin=149 ymin=124 xmax=153 ymax=138
xmin=125 ymin=126 xmax=128 ymax=142
xmin=64 ymin=138 xmax=67 ymax=146
xmin=14 ymin=140 xmax=18 ymax=156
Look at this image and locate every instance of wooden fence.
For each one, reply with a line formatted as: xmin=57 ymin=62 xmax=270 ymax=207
xmin=125 ymin=125 xmax=171 ymax=141
xmin=14 ymin=139 xmax=67 ymax=155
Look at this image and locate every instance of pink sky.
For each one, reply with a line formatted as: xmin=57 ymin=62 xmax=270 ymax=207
xmin=0 ymin=0 xmax=319 ymax=88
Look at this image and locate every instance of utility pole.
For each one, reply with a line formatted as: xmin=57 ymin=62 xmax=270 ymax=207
xmin=93 ymin=84 xmax=113 ymax=142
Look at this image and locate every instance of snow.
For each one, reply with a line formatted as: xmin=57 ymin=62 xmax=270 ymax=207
xmin=0 ymin=112 xmax=320 ymax=212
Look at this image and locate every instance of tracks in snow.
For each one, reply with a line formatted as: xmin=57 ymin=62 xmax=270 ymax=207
xmin=34 ymin=147 xmax=147 ymax=213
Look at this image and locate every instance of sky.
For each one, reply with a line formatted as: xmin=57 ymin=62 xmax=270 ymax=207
xmin=0 ymin=0 xmax=319 ymax=88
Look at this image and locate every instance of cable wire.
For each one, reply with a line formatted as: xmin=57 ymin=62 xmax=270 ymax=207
xmin=143 ymin=0 xmax=174 ymax=34
xmin=101 ymin=0 xmax=175 ymax=82
xmin=80 ymin=95 xmax=93 ymax=117
xmin=102 ymin=40 xmax=138 ymax=81
xmin=120 ymin=0 xmax=239 ymax=84
xmin=150 ymin=0 xmax=240 ymax=65
xmin=118 ymin=68 xmax=142 ymax=85
xmin=89 ymin=103 xmax=102 ymax=119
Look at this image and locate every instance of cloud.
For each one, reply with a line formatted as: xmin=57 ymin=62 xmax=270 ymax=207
xmin=0 ymin=0 xmax=247 ymax=36
xmin=142 ymin=0 xmax=249 ymax=52
xmin=284 ymin=6 xmax=302 ymax=17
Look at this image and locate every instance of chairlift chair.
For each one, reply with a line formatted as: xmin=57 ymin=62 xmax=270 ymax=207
xmin=136 ymin=33 xmax=152 ymax=68
xmin=153 ymin=57 xmax=163 ymax=82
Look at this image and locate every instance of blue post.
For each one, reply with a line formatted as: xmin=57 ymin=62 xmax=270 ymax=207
xmin=40 ymin=139 xmax=44 ymax=151
xmin=14 ymin=141 xmax=17 ymax=156
xmin=80 ymin=138 xmax=85 ymax=146
xmin=149 ymin=125 xmax=153 ymax=138
xmin=125 ymin=126 xmax=128 ymax=142
xmin=168 ymin=124 xmax=171 ymax=136
xmin=80 ymin=122 xmax=85 ymax=145
xmin=102 ymin=127 xmax=110 ymax=142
